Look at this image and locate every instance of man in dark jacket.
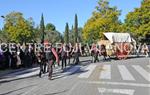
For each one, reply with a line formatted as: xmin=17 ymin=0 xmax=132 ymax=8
xmin=59 ymin=44 xmax=67 ymax=70
xmin=45 ymin=43 xmax=59 ymax=80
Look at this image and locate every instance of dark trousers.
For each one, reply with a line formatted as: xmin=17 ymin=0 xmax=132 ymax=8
xmin=39 ymin=62 xmax=46 ymax=77
xmin=67 ymin=56 xmax=70 ymax=65
xmin=73 ymin=53 xmax=80 ymax=65
xmin=61 ymin=56 xmax=67 ymax=69
xmin=48 ymin=60 xmax=54 ymax=79
xmin=93 ymin=54 xmax=99 ymax=63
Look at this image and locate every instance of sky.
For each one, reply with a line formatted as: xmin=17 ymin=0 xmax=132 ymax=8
xmin=0 ymin=0 xmax=142 ymax=33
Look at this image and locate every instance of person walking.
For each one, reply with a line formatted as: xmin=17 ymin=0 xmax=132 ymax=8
xmin=91 ymin=44 xmax=99 ymax=63
xmin=59 ymin=44 xmax=67 ymax=70
xmin=101 ymin=44 xmax=107 ymax=60
xmin=142 ymin=43 xmax=149 ymax=57
xmin=45 ymin=44 xmax=59 ymax=80
xmin=37 ymin=50 xmax=46 ymax=78
xmin=72 ymin=43 xmax=82 ymax=65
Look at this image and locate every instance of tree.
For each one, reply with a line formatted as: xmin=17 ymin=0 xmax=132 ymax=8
xmin=125 ymin=0 xmax=150 ymax=43
xmin=45 ymin=30 xmax=62 ymax=43
xmin=69 ymin=25 xmax=83 ymax=44
xmin=40 ymin=13 xmax=45 ymax=43
xmin=69 ymin=25 xmax=74 ymax=44
xmin=0 ymin=29 xmax=9 ymax=42
xmin=46 ymin=23 xmax=56 ymax=31
xmin=33 ymin=25 xmax=41 ymax=42
xmin=44 ymin=22 xmax=62 ymax=43
xmin=3 ymin=11 xmax=34 ymax=43
xmin=74 ymin=14 xmax=79 ymax=43
xmin=83 ymin=0 xmax=122 ymax=43
xmin=64 ymin=23 xmax=69 ymax=44
xmin=78 ymin=27 xmax=83 ymax=43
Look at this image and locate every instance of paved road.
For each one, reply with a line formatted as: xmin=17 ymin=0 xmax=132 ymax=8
xmin=0 ymin=57 xmax=150 ymax=95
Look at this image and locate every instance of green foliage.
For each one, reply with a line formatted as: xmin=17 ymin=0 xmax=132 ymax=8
xmin=40 ymin=13 xmax=45 ymax=43
xmin=64 ymin=23 xmax=69 ymax=44
xmin=33 ymin=26 xmax=41 ymax=42
xmin=45 ymin=30 xmax=62 ymax=43
xmin=3 ymin=11 xmax=34 ymax=43
xmin=69 ymin=26 xmax=83 ymax=44
xmin=125 ymin=0 xmax=150 ymax=42
xmin=74 ymin=14 xmax=78 ymax=43
xmin=83 ymin=0 xmax=122 ymax=43
xmin=69 ymin=25 xmax=74 ymax=44
xmin=44 ymin=22 xmax=62 ymax=43
xmin=46 ymin=23 xmax=56 ymax=31
xmin=0 ymin=29 xmax=8 ymax=42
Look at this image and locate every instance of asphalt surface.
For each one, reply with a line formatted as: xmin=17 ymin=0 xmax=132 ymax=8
xmin=0 ymin=57 xmax=150 ymax=95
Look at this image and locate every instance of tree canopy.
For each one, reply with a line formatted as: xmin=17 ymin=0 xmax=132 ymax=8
xmin=3 ymin=11 xmax=34 ymax=43
xmin=46 ymin=23 xmax=56 ymax=31
xmin=40 ymin=13 xmax=45 ymax=43
xmin=64 ymin=23 xmax=69 ymax=44
xmin=83 ymin=0 xmax=122 ymax=43
xmin=125 ymin=0 xmax=150 ymax=42
xmin=74 ymin=14 xmax=79 ymax=43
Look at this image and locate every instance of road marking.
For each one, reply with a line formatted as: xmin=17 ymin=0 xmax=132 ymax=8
xmin=132 ymin=65 xmax=150 ymax=82
xmin=88 ymin=81 xmax=150 ymax=88
xmin=99 ymin=65 xmax=111 ymax=80
xmin=118 ymin=65 xmax=135 ymax=81
xmin=78 ymin=64 xmax=96 ymax=78
xmin=98 ymin=88 xmax=135 ymax=95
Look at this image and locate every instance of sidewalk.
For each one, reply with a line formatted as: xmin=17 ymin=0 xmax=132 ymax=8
xmin=0 ymin=67 xmax=40 ymax=83
xmin=0 ymin=57 xmax=91 ymax=83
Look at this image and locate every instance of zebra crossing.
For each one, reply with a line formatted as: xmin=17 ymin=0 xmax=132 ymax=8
xmin=78 ymin=64 xmax=150 ymax=82
xmin=118 ymin=65 xmax=135 ymax=81
xmin=78 ymin=64 xmax=96 ymax=78
xmin=99 ymin=65 xmax=111 ymax=80
xmin=132 ymin=65 xmax=150 ymax=82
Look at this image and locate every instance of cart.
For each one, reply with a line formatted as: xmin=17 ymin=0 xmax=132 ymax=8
xmin=103 ymin=32 xmax=133 ymax=59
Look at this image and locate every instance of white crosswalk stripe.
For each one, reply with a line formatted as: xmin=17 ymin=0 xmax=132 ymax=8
xmin=118 ymin=65 xmax=135 ymax=81
xmin=99 ymin=65 xmax=111 ymax=80
xmin=78 ymin=64 xmax=96 ymax=78
xmin=132 ymin=65 xmax=150 ymax=82
xmin=78 ymin=64 xmax=150 ymax=82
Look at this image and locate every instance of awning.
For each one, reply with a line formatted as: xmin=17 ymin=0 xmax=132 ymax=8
xmin=103 ymin=32 xmax=132 ymax=43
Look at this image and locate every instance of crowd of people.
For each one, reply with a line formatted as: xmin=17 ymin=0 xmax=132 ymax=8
xmin=0 ymin=44 xmax=36 ymax=69
xmin=0 ymin=43 xmax=86 ymax=79
xmin=0 ymin=42 xmax=149 ymax=80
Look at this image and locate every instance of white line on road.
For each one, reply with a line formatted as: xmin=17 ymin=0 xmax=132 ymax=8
xmin=99 ymin=65 xmax=111 ymax=80
xmin=98 ymin=88 xmax=135 ymax=95
xmin=88 ymin=81 xmax=150 ymax=88
xmin=132 ymin=65 xmax=150 ymax=82
xmin=118 ymin=65 xmax=135 ymax=81
xmin=78 ymin=64 xmax=96 ymax=78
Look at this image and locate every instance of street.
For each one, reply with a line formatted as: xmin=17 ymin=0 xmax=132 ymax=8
xmin=0 ymin=57 xmax=150 ymax=95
